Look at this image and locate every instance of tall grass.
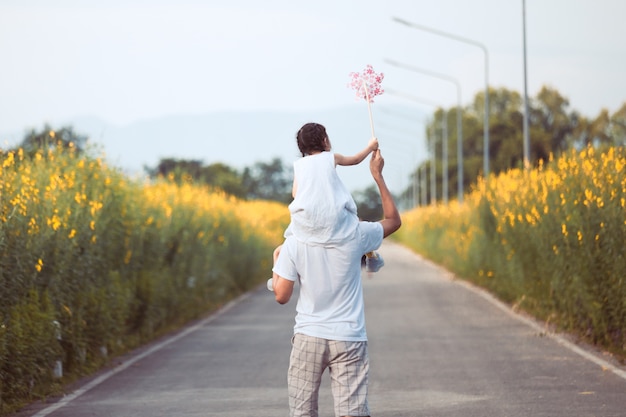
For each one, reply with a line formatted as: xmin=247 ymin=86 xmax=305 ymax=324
xmin=0 ymin=144 xmax=289 ymax=413
xmin=395 ymin=146 xmax=626 ymax=358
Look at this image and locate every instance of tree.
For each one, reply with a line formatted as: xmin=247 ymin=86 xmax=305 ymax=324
xmin=146 ymin=158 xmax=204 ymax=180
xmin=569 ymin=111 xmax=590 ymax=149
xmin=412 ymin=85 xmax=624 ymax=203
xmin=145 ymin=157 xmax=292 ymax=202
xmin=534 ymin=86 xmax=574 ymax=153
xmin=353 ymin=185 xmax=383 ymax=221
xmin=609 ymin=103 xmax=626 ymax=146
xmin=571 ymin=109 xmax=615 ymax=149
xmin=145 ymin=158 xmax=247 ymax=198
xmin=202 ymin=162 xmax=246 ymax=198
xmin=484 ymin=87 xmax=525 ymax=171
xmin=588 ymin=109 xmax=613 ymax=147
xmin=242 ymin=158 xmax=292 ymax=204
xmin=15 ymin=124 xmax=89 ymax=156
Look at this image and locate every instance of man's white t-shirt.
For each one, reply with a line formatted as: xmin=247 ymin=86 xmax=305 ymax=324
xmin=287 ymin=152 xmax=359 ymax=246
xmin=273 ymin=221 xmax=384 ymax=342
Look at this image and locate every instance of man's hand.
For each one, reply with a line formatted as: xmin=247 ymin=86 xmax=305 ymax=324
xmin=369 ymin=148 xmax=401 ymax=238
xmin=369 ymin=148 xmax=384 ymax=180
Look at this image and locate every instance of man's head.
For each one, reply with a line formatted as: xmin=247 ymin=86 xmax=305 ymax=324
xmin=296 ymin=123 xmax=330 ymax=157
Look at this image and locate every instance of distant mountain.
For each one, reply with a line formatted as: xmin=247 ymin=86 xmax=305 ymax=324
xmin=1 ymin=105 xmax=428 ymax=192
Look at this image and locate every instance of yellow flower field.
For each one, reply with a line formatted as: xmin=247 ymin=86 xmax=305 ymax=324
xmin=395 ymin=146 xmax=626 ymax=358
xmin=0 ymin=144 xmax=289 ymax=412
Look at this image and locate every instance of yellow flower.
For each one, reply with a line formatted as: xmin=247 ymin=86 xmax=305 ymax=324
xmin=596 ymin=197 xmax=604 ymax=208
xmin=74 ymin=192 xmax=86 ymax=204
xmin=47 ymin=214 xmax=62 ymax=231
xmin=35 ymin=258 xmax=43 ymax=272
xmin=89 ymin=200 xmax=103 ymax=216
xmin=2 ymin=152 xmax=14 ymax=168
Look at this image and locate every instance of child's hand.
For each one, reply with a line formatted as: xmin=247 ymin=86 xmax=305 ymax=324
xmin=368 ymin=137 xmax=379 ymax=152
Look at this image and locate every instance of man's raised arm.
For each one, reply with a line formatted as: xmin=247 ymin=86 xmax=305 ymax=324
xmin=370 ymin=149 xmax=401 ymax=238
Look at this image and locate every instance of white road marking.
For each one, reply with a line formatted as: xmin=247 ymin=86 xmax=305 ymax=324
xmin=31 ymin=291 xmax=254 ymax=417
xmin=411 ymin=248 xmax=626 ymax=382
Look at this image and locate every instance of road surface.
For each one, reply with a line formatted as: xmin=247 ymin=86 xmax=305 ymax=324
xmin=17 ymin=241 xmax=626 ymax=417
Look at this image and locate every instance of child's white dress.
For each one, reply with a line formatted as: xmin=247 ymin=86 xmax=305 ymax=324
xmin=287 ymin=152 xmax=359 ymax=246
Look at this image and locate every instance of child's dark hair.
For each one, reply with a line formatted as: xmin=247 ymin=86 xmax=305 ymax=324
xmin=296 ymin=123 xmax=328 ymax=156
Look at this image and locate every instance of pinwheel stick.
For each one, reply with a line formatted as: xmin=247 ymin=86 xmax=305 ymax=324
xmin=362 ymin=80 xmax=376 ymax=138
xmin=362 ymin=81 xmax=377 ymax=261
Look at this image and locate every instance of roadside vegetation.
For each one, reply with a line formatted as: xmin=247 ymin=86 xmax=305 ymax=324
xmin=394 ymin=145 xmax=626 ymax=361
xmin=0 ymin=141 xmax=288 ymax=414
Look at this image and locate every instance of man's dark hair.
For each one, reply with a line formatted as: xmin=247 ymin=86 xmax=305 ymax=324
xmin=296 ymin=123 xmax=328 ymax=157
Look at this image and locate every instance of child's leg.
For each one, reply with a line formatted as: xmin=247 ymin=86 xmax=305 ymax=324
xmin=365 ymin=251 xmax=385 ymax=273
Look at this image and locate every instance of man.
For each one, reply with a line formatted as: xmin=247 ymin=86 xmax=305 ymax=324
xmin=272 ymin=148 xmax=401 ymax=417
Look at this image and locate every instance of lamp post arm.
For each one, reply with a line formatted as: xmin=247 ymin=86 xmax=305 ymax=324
xmin=392 ymin=16 xmax=490 ymax=176
xmin=385 ymin=59 xmax=462 ymax=92
xmin=386 ymin=88 xmax=442 ymax=109
xmin=393 ymin=17 xmax=488 ymax=57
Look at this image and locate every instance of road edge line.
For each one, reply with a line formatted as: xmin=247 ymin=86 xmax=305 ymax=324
xmin=407 ymin=247 xmax=626 ymax=382
xmin=29 ymin=291 xmax=254 ymax=417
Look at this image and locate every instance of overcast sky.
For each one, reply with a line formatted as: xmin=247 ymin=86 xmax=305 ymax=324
xmin=1 ymin=0 xmax=625 ymax=134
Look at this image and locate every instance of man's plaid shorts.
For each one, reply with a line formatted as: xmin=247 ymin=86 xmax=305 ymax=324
xmin=288 ymin=333 xmax=370 ymax=417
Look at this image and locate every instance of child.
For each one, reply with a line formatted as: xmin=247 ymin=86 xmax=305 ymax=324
xmin=286 ymin=122 xmax=378 ymax=246
xmin=267 ymin=123 xmax=384 ymax=291
xmin=281 ymin=122 xmax=384 ymax=272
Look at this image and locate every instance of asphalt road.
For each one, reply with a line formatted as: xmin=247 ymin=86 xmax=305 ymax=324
xmin=18 ymin=241 xmax=626 ymax=417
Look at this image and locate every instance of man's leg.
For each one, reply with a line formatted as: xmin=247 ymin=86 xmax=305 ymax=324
xmin=328 ymin=340 xmax=370 ymax=417
xmin=288 ymin=334 xmax=329 ymax=417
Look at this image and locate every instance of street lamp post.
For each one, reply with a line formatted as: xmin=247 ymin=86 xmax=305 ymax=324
xmin=385 ymin=59 xmax=464 ymax=203
xmin=386 ymin=89 xmax=445 ymax=204
xmin=426 ymin=124 xmax=436 ymax=205
xmin=379 ymin=110 xmax=428 ymax=208
xmin=420 ymin=165 xmax=428 ymax=206
xmin=392 ymin=16 xmax=490 ymax=178
xmin=522 ymin=0 xmax=530 ymax=168
xmin=381 ymin=137 xmax=419 ymax=208
xmin=441 ymin=110 xmax=448 ymax=203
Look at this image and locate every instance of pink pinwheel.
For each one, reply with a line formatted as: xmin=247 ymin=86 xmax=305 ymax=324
xmin=348 ymin=64 xmax=385 ymax=103
xmin=348 ymin=65 xmax=384 ymax=137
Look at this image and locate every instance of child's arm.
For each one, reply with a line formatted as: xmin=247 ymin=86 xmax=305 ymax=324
xmin=334 ymin=137 xmax=378 ymax=167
